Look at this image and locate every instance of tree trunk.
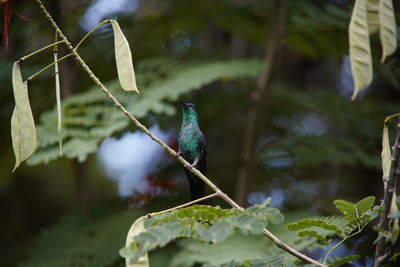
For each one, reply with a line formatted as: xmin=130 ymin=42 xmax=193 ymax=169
xmin=234 ymin=0 xmax=287 ymax=206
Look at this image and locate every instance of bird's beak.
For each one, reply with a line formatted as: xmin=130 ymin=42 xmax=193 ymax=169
xmin=180 ymin=101 xmax=187 ymax=108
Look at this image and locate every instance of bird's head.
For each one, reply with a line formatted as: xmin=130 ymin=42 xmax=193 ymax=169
xmin=180 ymin=101 xmax=196 ymax=110
xmin=180 ymin=101 xmax=198 ymax=121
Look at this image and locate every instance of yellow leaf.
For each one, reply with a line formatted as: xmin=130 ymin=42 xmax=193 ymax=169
xmin=125 ymin=216 xmax=149 ymax=267
xmin=349 ymin=0 xmax=373 ymax=100
xmin=111 ymin=20 xmax=139 ymax=93
xmin=381 ymin=125 xmax=390 ymax=188
xmin=379 ymin=0 xmax=397 ymax=63
xmin=11 ymin=62 xmax=36 ymax=171
xmin=367 ymin=0 xmax=379 ymax=34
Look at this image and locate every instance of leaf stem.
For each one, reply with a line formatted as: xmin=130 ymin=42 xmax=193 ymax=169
xmin=35 ymin=1 xmax=327 ymax=266
xmin=147 ymin=193 xmax=218 ymax=218
xmin=20 ymin=40 xmax=65 ymax=62
xmin=384 ymin=113 xmax=400 ymax=126
xmin=75 ymin=19 xmax=111 ymax=50
xmin=26 ymin=53 xmax=72 ymax=82
xmin=323 ymin=229 xmax=362 ymax=265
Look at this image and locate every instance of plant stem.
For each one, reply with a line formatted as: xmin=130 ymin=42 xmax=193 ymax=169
xmin=375 ymin=120 xmax=400 ymax=266
xmin=75 ymin=20 xmax=110 ymax=50
xmin=20 ymin=40 xmax=65 ymax=62
xmin=323 ymin=229 xmax=361 ymax=265
xmin=35 ymin=1 xmax=327 ymax=266
xmin=147 ymin=193 xmax=218 ymax=218
xmin=54 ymin=31 xmax=63 ymax=156
xmin=26 ymin=53 xmax=73 ymax=82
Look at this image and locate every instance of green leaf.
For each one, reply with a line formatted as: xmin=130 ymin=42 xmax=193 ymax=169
xmin=298 ymin=230 xmax=329 ymax=245
xmin=170 ymin=233 xmax=293 ymax=267
xmin=379 ymin=0 xmax=397 ymax=63
xmin=349 ymin=0 xmax=373 ymax=100
xmin=287 ymin=218 xmax=343 ymax=236
xmin=29 ymin=59 xmax=264 ymax=165
xmin=381 ymin=126 xmax=391 ymax=188
xmin=11 ymin=62 xmax=37 ymax=171
xmin=328 ymin=255 xmax=360 ymax=267
xmin=121 ymin=204 xmax=283 ymax=264
xmin=209 ymin=221 xmax=234 ymax=243
xmin=111 ymin=20 xmax=139 ymax=93
xmin=333 ymin=196 xmax=375 ymax=228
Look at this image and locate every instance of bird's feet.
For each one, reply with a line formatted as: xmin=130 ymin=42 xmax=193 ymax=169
xmin=176 ymin=150 xmax=182 ymax=157
xmin=186 ymin=163 xmax=194 ymax=170
xmin=186 ymin=158 xmax=199 ymax=170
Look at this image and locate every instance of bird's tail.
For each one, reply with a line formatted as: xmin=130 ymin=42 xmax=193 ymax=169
xmin=184 ymin=169 xmax=205 ymax=204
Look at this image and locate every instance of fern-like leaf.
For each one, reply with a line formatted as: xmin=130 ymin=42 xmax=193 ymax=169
xmin=287 ymin=218 xmax=343 ymax=235
xmin=120 ymin=204 xmax=283 ymax=264
xmin=334 ymin=196 xmax=375 ymax=222
xmin=327 ymin=255 xmax=360 ymax=267
xmin=287 ymin=216 xmax=348 ymax=242
xmin=29 ymin=59 xmax=264 ymax=165
xmin=334 ymin=196 xmax=376 ymax=230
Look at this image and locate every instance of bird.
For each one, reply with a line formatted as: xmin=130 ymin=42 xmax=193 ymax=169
xmin=177 ymin=101 xmax=207 ymax=202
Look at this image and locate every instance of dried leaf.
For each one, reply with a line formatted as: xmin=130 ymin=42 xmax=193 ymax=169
xmin=11 ymin=62 xmax=36 ymax=171
xmin=349 ymin=0 xmax=373 ymax=100
xmin=111 ymin=20 xmax=139 ymax=93
xmin=379 ymin=0 xmax=397 ymax=63
xmin=122 ymin=216 xmax=149 ymax=267
xmin=381 ymin=126 xmax=391 ymax=188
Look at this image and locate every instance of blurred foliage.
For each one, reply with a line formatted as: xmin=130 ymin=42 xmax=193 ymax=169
xmin=1 ymin=0 xmax=400 ymax=266
xmin=27 ymin=59 xmax=264 ymax=165
xmin=19 ymin=208 xmax=140 ymax=267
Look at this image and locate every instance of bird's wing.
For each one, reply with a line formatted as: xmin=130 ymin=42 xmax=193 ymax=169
xmin=199 ymin=133 xmax=207 ymax=175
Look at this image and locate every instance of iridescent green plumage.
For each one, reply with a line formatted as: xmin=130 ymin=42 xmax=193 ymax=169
xmin=178 ymin=102 xmax=206 ymax=201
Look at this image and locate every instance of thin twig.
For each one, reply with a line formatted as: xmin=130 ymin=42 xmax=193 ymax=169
xmin=323 ymin=228 xmax=363 ymax=265
xmin=147 ymin=193 xmax=218 ymax=218
xmin=34 ymin=1 xmax=327 ymax=266
xmin=26 ymin=53 xmax=73 ymax=82
xmin=75 ymin=19 xmax=110 ymax=50
xmin=19 ymin=40 xmax=65 ymax=62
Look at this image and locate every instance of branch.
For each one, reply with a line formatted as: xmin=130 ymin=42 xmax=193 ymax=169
xmin=375 ymin=120 xmax=400 ymax=266
xmin=147 ymin=193 xmax=218 ymax=218
xmin=34 ymin=1 xmax=326 ymax=266
xmin=19 ymin=40 xmax=65 ymax=62
xmin=26 ymin=53 xmax=73 ymax=82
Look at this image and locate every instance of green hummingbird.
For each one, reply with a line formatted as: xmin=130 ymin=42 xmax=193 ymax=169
xmin=178 ymin=102 xmax=206 ymax=202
